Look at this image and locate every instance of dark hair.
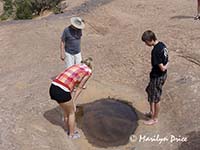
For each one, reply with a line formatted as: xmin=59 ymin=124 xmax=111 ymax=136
xmin=141 ymin=30 xmax=157 ymax=42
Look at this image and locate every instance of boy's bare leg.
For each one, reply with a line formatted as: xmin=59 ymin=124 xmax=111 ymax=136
xmin=151 ymin=103 xmax=156 ymax=119
xmin=152 ymin=102 xmax=160 ymax=121
xmin=150 ymin=102 xmax=153 ymax=115
xmin=144 ymin=102 xmax=158 ymax=125
xmin=195 ymin=0 xmax=200 ymax=19
xmin=145 ymin=102 xmax=153 ymax=117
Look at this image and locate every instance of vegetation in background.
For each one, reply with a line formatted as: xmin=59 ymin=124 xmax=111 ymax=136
xmin=15 ymin=0 xmax=33 ymax=19
xmin=0 ymin=0 xmax=13 ymax=20
xmin=0 ymin=0 xmax=64 ymax=20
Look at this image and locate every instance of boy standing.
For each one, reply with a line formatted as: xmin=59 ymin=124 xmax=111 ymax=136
xmin=141 ymin=30 xmax=169 ymax=125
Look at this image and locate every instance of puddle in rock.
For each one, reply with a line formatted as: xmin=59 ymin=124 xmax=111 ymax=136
xmin=178 ymin=131 xmax=200 ymax=150
xmin=76 ymin=98 xmax=138 ymax=148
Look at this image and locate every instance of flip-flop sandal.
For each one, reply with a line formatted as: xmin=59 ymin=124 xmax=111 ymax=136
xmin=143 ymin=119 xmax=158 ymax=125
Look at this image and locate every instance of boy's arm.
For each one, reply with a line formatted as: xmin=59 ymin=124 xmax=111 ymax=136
xmin=158 ymin=62 xmax=169 ymax=72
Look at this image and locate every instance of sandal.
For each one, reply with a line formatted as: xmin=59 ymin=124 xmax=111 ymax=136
xmin=68 ymin=132 xmax=80 ymax=140
xmin=65 ymin=130 xmax=79 ymax=135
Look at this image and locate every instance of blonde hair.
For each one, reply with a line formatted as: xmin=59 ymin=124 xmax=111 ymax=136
xmin=81 ymin=57 xmax=93 ymax=69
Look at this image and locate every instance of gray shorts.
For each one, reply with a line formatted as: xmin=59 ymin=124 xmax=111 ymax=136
xmin=146 ymin=74 xmax=167 ymax=103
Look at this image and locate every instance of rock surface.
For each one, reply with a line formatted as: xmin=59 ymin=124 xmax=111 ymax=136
xmin=0 ymin=0 xmax=200 ymax=150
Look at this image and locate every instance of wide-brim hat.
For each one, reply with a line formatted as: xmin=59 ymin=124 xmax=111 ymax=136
xmin=70 ymin=17 xmax=85 ymax=29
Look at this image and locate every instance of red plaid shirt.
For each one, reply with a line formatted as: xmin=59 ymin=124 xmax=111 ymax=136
xmin=53 ymin=64 xmax=92 ymax=92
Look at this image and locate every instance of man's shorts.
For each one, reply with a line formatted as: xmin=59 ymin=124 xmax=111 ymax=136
xmin=64 ymin=52 xmax=82 ymax=68
xmin=49 ymin=84 xmax=72 ymax=103
xmin=145 ymin=74 xmax=167 ymax=103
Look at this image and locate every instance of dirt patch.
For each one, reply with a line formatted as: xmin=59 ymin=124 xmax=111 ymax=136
xmin=76 ymin=98 xmax=138 ymax=148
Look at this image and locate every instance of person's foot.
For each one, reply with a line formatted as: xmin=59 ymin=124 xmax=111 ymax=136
xmin=143 ymin=119 xmax=158 ymax=125
xmin=65 ymin=130 xmax=79 ymax=135
xmin=194 ymin=15 xmax=200 ymax=20
xmin=144 ymin=112 xmax=152 ymax=118
xmin=68 ymin=132 xmax=80 ymax=140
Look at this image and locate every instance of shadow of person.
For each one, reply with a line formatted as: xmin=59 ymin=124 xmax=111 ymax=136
xmin=43 ymin=106 xmax=66 ymax=130
xmin=178 ymin=131 xmax=200 ymax=150
xmin=134 ymin=108 xmax=147 ymax=121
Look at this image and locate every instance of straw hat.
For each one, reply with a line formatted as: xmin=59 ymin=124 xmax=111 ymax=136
xmin=70 ymin=17 xmax=85 ymax=29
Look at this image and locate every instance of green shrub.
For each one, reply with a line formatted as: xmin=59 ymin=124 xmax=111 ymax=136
xmin=0 ymin=0 xmax=13 ymax=20
xmin=1 ymin=0 xmax=63 ymax=20
xmin=15 ymin=0 xmax=33 ymax=19
xmin=31 ymin=0 xmax=62 ymax=15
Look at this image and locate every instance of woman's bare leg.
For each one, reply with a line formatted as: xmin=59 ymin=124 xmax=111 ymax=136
xmin=59 ymin=100 xmax=76 ymax=136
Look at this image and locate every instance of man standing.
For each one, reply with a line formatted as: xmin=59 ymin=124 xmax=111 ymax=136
xmin=141 ymin=30 xmax=169 ymax=125
xmin=60 ymin=17 xmax=85 ymax=68
xmin=194 ymin=0 xmax=200 ymax=20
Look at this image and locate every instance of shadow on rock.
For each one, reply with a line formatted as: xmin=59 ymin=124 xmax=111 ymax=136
xmin=43 ymin=106 xmax=66 ymax=130
xmin=44 ymin=98 xmax=146 ymax=148
xmin=76 ymin=98 xmax=140 ymax=148
xmin=178 ymin=131 xmax=200 ymax=150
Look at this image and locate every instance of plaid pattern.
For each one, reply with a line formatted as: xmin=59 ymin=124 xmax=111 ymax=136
xmin=146 ymin=74 xmax=167 ymax=103
xmin=53 ymin=64 xmax=92 ymax=91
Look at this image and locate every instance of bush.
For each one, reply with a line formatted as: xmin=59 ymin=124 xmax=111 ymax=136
xmin=31 ymin=0 xmax=62 ymax=15
xmin=15 ymin=0 xmax=33 ymax=19
xmin=1 ymin=0 xmax=63 ymax=20
xmin=0 ymin=0 xmax=13 ymax=20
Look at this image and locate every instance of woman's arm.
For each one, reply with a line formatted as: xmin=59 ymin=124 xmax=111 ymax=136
xmin=72 ymin=75 xmax=91 ymax=102
xmin=71 ymin=75 xmax=91 ymax=112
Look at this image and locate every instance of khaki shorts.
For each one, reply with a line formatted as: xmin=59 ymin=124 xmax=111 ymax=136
xmin=64 ymin=52 xmax=82 ymax=68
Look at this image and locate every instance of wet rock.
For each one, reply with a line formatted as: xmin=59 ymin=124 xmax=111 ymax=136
xmin=179 ymin=131 xmax=200 ymax=150
xmin=77 ymin=98 xmax=138 ymax=147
